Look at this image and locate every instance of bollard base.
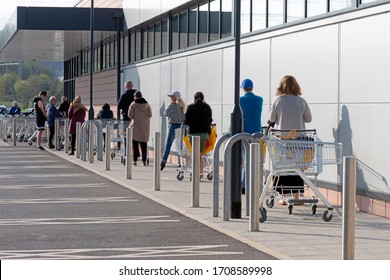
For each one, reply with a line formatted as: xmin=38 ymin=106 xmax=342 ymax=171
xmin=230 ymin=202 xmax=242 ymax=219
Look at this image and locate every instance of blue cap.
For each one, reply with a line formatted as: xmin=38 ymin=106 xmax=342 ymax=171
xmin=241 ymin=79 xmax=253 ymax=89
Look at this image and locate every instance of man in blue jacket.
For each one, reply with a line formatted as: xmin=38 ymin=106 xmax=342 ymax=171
xmin=239 ymin=79 xmax=263 ymax=194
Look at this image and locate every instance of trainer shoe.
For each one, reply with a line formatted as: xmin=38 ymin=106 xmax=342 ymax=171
xmin=160 ymin=162 xmax=166 ymax=171
xmin=37 ymin=146 xmax=45 ymax=151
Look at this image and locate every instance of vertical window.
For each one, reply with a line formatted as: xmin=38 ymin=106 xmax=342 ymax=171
xmin=199 ymin=2 xmax=208 ymax=44
xmin=241 ymin=0 xmax=251 ymax=34
xmin=123 ymin=34 xmax=129 ymax=65
xmin=111 ymin=41 xmax=116 ymax=67
xmin=135 ymin=30 xmax=141 ymax=61
xmin=268 ymin=0 xmax=284 ymax=27
xmin=287 ymin=0 xmax=305 ymax=23
xmin=330 ymin=0 xmax=354 ymax=11
xmin=162 ymin=19 xmax=168 ymax=53
xmin=130 ymin=33 xmax=135 ymax=63
xmin=179 ymin=12 xmax=188 ymax=49
xmin=210 ymin=0 xmax=220 ymax=41
xmin=171 ymin=15 xmax=179 ymax=51
xmin=188 ymin=7 xmax=197 ymax=46
xmin=252 ymin=0 xmax=266 ymax=31
xmin=221 ymin=0 xmax=232 ymax=38
xmin=142 ymin=28 xmax=147 ymax=59
xmin=155 ymin=22 xmax=162 ymax=55
xmin=307 ymin=0 xmax=327 ymax=17
xmin=148 ymin=25 xmax=154 ymax=58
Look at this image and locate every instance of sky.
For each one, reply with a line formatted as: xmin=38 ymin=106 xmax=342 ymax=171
xmin=0 ymin=0 xmax=79 ymax=30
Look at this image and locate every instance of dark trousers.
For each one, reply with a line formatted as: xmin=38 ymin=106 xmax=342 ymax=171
xmin=48 ymin=126 xmax=55 ymax=147
xmin=133 ymin=140 xmax=147 ymax=163
xmin=71 ymin=133 xmax=76 ymax=153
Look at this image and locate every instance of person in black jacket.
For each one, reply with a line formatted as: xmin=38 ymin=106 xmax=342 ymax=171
xmin=185 ymin=91 xmax=212 ymax=173
xmin=96 ymin=103 xmax=114 ymax=149
xmin=57 ymin=96 xmax=70 ymax=117
xmin=117 ymin=81 xmax=137 ymax=124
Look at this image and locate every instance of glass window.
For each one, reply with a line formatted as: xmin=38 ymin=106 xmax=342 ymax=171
xmin=162 ymin=20 xmax=168 ymax=53
xmin=188 ymin=7 xmax=197 ymax=47
xmin=142 ymin=28 xmax=147 ymax=59
xmin=135 ymin=30 xmax=142 ymax=61
xmin=210 ymin=0 xmax=220 ymax=41
xmin=111 ymin=41 xmax=116 ymax=67
xmin=130 ymin=32 xmax=135 ymax=63
xmin=95 ymin=45 xmax=100 ymax=71
xmin=287 ymin=0 xmax=305 ymax=23
xmin=241 ymin=0 xmax=251 ymax=34
xmin=123 ymin=34 xmax=129 ymax=65
xmin=221 ymin=0 xmax=232 ymax=38
xmin=199 ymin=2 xmax=208 ymax=44
xmin=307 ymin=0 xmax=328 ymax=17
xmin=179 ymin=12 xmax=188 ymax=49
xmin=361 ymin=0 xmax=378 ymax=3
xmin=268 ymin=0 xmax=284 ymax=27
xmin=252 ymin=0 xmax=266 ymax=31
xmin=171 ymin=14 xmax=179 ymax=51
xmin=155 ymin=22 xmax=162 ymax=55
xmin=148 ymin=25 xmax=154 ymax=57
xmin=330 ymin=0 xmax=354 ymax=12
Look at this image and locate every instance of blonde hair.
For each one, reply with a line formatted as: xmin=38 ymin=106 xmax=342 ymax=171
xmin=176 ymin=97 xmax=186 ymax=114
xmin=49 ymin=96 xmax=57 ymax=104
xmin=276 ymin=75 xmax=302 ymax=96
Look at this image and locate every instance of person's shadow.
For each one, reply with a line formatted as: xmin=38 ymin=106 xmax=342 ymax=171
xmin=333 ymin=105 xmax=388 ymax=193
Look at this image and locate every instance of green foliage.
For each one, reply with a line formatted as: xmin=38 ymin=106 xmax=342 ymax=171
xmin=0 ymin=61 xmax=63 ymax=108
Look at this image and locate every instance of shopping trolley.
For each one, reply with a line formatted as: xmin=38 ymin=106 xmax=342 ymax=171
xmin=258 ymin=129 xmax=342 ymax=223
xmin=175 ymin=124 xmax=216 ymax=181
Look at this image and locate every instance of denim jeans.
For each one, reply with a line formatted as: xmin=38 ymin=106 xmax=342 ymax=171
xmin=161 ymin=123 xmax=181 ymax=164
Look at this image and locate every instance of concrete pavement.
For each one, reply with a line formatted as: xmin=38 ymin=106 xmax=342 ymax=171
xmin=1 ymin=140 xmax=390 ymax=259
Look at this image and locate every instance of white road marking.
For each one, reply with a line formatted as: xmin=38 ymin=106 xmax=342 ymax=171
xmin=0 ymin=245 xmax=243 ymax=259
xmin=0 ymin=196 xmax=138 ymax=205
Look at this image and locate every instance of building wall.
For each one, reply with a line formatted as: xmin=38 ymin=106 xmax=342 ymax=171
xmin=120 ymin=3 xmax=390 ymax=216
xmin=75 ymin=68 xmax=118 ymax=117
xmin=122 ymin=0 xmax=191 ymax=28
xmin=76 ymin=0 xmax=122 ymax=8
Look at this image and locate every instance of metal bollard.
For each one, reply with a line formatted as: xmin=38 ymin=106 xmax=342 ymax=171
xmin=154 ymin=132 xmax=161 ymax=191
xmin=126 ymin=127 xmax=132 ymax=179
xmin=12 ymin=118 xmax=16 ymax=146
xmin=342 ymin=156 xmax=356 ymax=260
xmin=249 ymin=143 xmax=260 ymax=232
xmin=64 ymin=119 xmax=69 ymax=154
xmin=76 ymin=122 xmax=81 ymax=158
xmin=88 ymin=123 xmax=94 ymax=163
xmin=105 ymin=124 xmax=111 ymax=170
xmin=55 ymin=119 xmax=60 ymax=150
xmin=192 ymin=136 xmax=200 ymax=207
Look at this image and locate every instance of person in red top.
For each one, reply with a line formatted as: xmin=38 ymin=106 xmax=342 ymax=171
xmin=68 ymin=96 xmax=88 ymax=155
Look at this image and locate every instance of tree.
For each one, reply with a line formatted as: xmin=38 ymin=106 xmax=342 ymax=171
xmin=0 ymin=73 xmax=18 ymax=101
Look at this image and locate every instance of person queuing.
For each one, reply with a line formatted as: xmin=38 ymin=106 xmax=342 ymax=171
xmin=160 ymin=90 xmax=186 ymax=171
xmin=128 ymin=91 xmax=152 ymax=166
xmin=184 ymin=91 xmax=213 ymax=174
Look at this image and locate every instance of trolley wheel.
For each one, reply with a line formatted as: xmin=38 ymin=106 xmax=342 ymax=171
xmin=322 ymin=210 xmax=333 ymax=222
xmin=28 ymin=141 xmax=32 ymax=145
xmin=288 ymin=205 xmax=293 ymax=215
xmin=259 ymin=207 xmax=267 ymax=223
xmin=312 ymin=205 xmax=317 ymax=215
xmin=207 ymin=173 xmax=213 ymax=180
xmin=110 ymin=154 xmax=114 ymax=160
xmin=266 ymin=198 xmax=274 ymax=208
xmin=176 ymin=172 xmax=184 ymax=181
xmin=121 ymin=157 xmax=126 ymax=166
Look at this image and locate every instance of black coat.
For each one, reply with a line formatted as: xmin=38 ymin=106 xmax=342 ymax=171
xmin=117 ymin=89 xmax=137 ymax=120
xmin=185 ymin=99 xmax=212 ymax=134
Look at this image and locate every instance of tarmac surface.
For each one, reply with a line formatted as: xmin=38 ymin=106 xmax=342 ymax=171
xmin=1 ymin=140 xmax=389 ymax=260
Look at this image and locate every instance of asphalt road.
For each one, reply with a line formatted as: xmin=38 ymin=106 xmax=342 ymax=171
xmin=0 ymin=145 xmax=276 ymax=260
